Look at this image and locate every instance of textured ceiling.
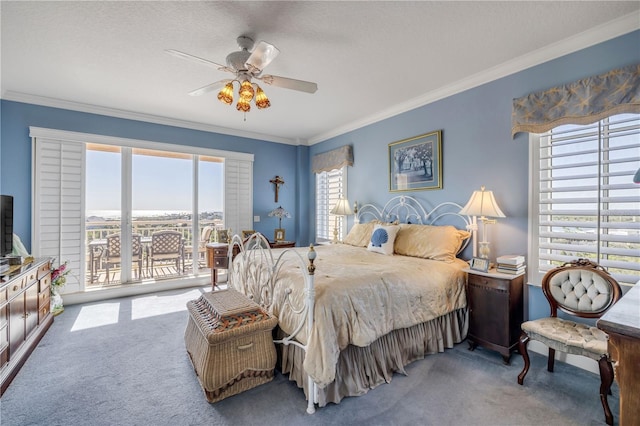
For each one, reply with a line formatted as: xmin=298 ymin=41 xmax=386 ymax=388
xmin=1 ymin=1 xmax=639 ymax=145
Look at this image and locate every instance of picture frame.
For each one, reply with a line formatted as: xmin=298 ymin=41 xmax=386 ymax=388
xmin=470 ymin=257 xmax=490 ymax=272
xmin=274 ymin=228 xmax=285 ymax=242
xmin=216 ymin=229 xmax=229 ymax=243
xmin=242 ymin=230 xmax=256 ymax=239
xmin=389 ymin=130 xmax=442 ymax=192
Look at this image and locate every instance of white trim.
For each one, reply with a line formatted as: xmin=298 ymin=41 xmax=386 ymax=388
xmin=308 ymin=12 xmax=640 ymax=145
xmin=527 ymin=133 xmax=542 ymax=287
xmin=29 ymin=126 xmax=254 ymax=162
xmin=7 ymin=91 xmax=299 ymax=146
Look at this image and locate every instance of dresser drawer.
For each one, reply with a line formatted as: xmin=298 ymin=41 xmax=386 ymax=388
xmin=39 ymin=291 xmax=50 ymax=309
xmin=213 ymin=247 xmax=228 ymax=257
xmin=7 ymin=276 xmax=28 ymax=300
xmin=39 ymin=273 xmax=51 ymax=293
xmin=39 ymin=304 xmax=50 ymax=322
xmin=0 ymin=288 xmax=6 ymax=304
xmin=37 ymin=261 xmax=51 ymax=280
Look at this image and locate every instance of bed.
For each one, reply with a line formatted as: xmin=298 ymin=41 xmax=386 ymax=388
xmin=227 ymin=196 xmax=473 ymax=413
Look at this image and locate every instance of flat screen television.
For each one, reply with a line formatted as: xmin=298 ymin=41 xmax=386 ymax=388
xmin=0 ymin=195 xmax=13 ymax=257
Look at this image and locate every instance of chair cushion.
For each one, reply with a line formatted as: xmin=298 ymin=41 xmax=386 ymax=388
xmin=521 ymin=317 xmax=608 ymax=361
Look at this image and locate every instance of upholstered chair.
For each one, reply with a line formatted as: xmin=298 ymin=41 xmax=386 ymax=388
xmin=517 ymin=259 xmax=622 ymax=425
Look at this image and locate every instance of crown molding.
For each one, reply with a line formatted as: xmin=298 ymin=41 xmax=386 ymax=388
xmin=2 ymin=91 xmax=302 ymax=146
xmin=307 ymin=12 xmax=640 ymax=145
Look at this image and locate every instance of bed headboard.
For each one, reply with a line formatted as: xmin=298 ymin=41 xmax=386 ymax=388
xmin=354 ymin=195 xmax=473 ymax=255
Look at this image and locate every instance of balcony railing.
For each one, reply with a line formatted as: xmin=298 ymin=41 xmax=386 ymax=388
xmin=85 ymin=219 xmax=223 ymax=287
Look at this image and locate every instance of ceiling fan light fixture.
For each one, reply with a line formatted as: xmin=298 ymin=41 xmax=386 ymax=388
xmin=239 ymin=79 xmax=254 ymax=101
xmin=236 ymin=97 xmax=251 ymax=112
xmin=217 ymin=82 xmax=234 ymax=105
xmin=255 ymin=86 xmax=271 ymax=109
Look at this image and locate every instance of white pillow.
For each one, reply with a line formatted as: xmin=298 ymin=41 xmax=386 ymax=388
xmin=367 ymin=224 xmax=400 ymax=255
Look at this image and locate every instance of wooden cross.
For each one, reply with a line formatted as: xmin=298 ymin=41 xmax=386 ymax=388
xmin=269 ymin=175 xmax=285 ymax=202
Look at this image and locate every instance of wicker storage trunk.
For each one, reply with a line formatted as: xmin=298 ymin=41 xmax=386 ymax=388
xmin=185 ymin=289 xmax=278 ymax=403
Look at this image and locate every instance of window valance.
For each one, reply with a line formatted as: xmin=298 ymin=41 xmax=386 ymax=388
xmin=312 ymin=145 xmax=353 ymax=173
xmin=511 ymin=63 xmax=640 ymax=137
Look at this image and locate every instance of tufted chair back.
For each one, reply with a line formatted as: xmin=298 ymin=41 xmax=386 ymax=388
xmin=542 ymin=259 xmax=621 ymax=319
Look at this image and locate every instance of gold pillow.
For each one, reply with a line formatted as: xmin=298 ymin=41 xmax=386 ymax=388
xmin=343 ymin=222 xmax=375 ymax=247
xmin=394 ymin=223 xmax=471 ymax=262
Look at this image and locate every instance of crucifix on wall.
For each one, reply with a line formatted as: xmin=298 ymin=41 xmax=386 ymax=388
xmin=269 ymin=175 xmax=285 ymax=202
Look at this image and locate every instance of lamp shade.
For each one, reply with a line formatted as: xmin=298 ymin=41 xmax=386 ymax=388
xmin=459 ymin=186 xmax=505 ymax=218
xmin=268 ymin=206 xmax=291 ymax=219
xmin=330 ymin=198 xmax=353 ymax=216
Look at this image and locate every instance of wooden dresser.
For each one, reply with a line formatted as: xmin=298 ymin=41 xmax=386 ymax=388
xmin=597 ymin=284 xmax=640 ymax=426
xmin=0 ymin=258 xmax=53 ymax=395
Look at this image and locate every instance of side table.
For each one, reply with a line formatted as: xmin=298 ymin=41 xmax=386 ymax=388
xmin=463 ymin=267 xmax=524 ymax=364
xmin=269 ymin=240 xmax=295 ymax=248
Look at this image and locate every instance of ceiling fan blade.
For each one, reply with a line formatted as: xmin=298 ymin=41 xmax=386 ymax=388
xmin=188 ymin=80 xmax=231 ymax=96
xmin=259 ymin=74 xmax=318 ymax=94
xmin=165 ymin=49 xmax=234 ymax=73
xmin=245 ymin=41 xmax=280 ymax=74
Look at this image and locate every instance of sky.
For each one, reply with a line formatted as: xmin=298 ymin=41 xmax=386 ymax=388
xmin=85 ymin=148 xmax=224 ymax=213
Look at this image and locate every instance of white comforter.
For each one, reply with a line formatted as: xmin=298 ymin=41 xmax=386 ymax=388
xmin=260 ymin=244 xmax=468 ymax=388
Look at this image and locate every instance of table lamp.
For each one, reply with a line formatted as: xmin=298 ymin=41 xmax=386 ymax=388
xmin=330 ymin=197 xmax=353 ymax=244
xmin=459 ymin=186 xmax=505 ymax=260
xmin=268 ymin=206 xmax=291 ymax=241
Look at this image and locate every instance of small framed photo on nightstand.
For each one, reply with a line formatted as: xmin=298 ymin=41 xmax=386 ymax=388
xmin=470 ymin=257 xmax=490 ymax=272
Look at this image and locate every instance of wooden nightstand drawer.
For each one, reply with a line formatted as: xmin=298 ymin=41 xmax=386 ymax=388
xmin=467 ymin=274 xmax=509 ymax=292
xmin=213 ymin=257 xmax=229 ymax=269
xmin=37 ymin=261 xmax=51 ymax=279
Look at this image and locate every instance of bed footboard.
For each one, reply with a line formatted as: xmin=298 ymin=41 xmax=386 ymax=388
xmin=227 ymin=233 xmax=319 ymax=413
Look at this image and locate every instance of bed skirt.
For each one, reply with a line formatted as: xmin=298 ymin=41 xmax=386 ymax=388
xmin=277 ymin=307 xmax=468 ymax=407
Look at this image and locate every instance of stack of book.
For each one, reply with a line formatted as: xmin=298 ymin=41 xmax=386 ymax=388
xmin=496 ymin=255 xmax=526 ymax=275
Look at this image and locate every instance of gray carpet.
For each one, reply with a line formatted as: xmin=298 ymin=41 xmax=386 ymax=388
xmin=0 ymin=286 xmax=618 ymax=426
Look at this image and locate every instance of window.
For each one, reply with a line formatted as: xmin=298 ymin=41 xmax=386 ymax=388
xmin=530 ymin=114 xmax=640 ymax=287
xmin=31 ymin=127 xmax=253 ymax=292
xmin=316 ymin=167 xmax=347 ymax=242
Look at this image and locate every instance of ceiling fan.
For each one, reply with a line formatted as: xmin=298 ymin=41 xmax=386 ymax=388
xmin=166 ymin=36 xmax=318 ymax=112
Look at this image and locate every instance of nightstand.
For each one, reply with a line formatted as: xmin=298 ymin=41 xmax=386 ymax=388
xmin=269 ymin=240 xmax=295 ymax=249
xmin=463 ymin=267 xmax=524 ymax=364
xmin=206 ymin=243 xmax=237 ymax=290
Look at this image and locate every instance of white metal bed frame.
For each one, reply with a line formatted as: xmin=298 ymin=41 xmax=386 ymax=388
xmin=227 ymin=195 xmax=472 ymax=414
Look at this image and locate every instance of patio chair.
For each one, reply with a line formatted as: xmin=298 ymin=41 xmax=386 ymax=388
xmin=517 ymin=259 xmax=622 ymax=425
xmin=103 ymin=233 xmax=143 ymax=283
xmin=148 ymin=230 xmax=184 ymax=277
xmin=185 ymin=226 xmax=214 ymax=268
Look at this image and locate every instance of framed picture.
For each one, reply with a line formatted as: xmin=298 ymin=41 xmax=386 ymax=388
xmin=470 ymin=257 xmax=490 ymax=272
xmin=389 ymin=130 xmax=442 ymax=192
xmin=216 ymin=229 xmax=229 ymax=243
xmin=274 ymin=228 xmax=285 ymax=242
xmin=242 ymin=230 xmax=256 ymax=239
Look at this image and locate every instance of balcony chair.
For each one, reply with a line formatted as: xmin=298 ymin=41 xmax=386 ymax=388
xmin=517 ymin=259 xmax=622 ymax=425
xmin=148 ymin=230 xmax=184 ymax=277
xmin=185 ymin=225 xmax=214 ymax=268
xmin=103 ymin=233 xmax=143 ymax=283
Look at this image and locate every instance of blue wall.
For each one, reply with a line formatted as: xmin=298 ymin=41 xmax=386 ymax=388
xmin=310 ymin=30 xmax=640 ymax=320
xmin=0 ymin=101 xmax=304 ymax=248
xmin=1 ymin=30 xmax=638 ymax=321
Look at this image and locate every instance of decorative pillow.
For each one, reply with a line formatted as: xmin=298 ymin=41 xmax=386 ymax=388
xmin=367 ymin=224 xmax=400 ymax=255
xmin=343 ymin=222 xmax=375 ymax=247
xmin=394 ymin=224 xmax=471 ymax=262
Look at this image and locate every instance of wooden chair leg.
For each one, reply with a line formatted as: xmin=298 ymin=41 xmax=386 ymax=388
xmin=517 ymin=332 xmax=531 ymax=385
xmin=547 ymin=348 xmax=555 ymax=372
xmin=598 ymin=355 xmax=614 ymax=426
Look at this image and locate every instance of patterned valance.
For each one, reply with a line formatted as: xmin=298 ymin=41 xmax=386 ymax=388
xmin=511 ymin=63 xmax=640 ymax=137
xmin=312 ymin=145 xmax=353 ymax=173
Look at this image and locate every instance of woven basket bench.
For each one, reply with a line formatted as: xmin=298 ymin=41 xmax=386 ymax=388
xmin=185 ymin=289 xmax=278 ymax=403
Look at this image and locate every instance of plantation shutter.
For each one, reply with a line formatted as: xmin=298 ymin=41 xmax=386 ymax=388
xmin=316 ymin=168 xmax=346 ymax=242
xmin=224 ymin=158 xmax=253 ymax=237
xmin=32 ymin=137 xmax=85 ymax=293
xmin=535 ymin=114 xmax=640 ymax=286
